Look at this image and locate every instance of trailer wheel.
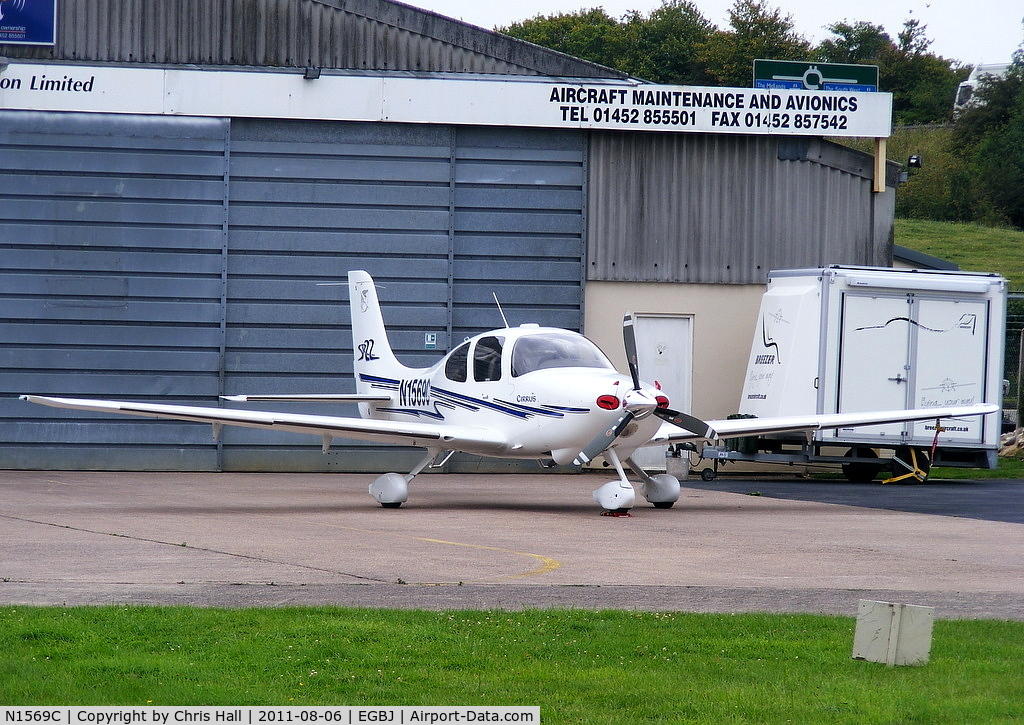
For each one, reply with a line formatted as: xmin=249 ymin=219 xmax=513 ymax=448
xmin=890 ymin=446 xmax=931 ymax=482
xmin=700 ymin=467 xmax=717 ymax=482
xmin=842 ymin=447 xmax=881 ymax=482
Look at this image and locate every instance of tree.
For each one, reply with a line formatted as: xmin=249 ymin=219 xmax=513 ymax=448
xmin=887 ymin=19 xmax=962 ymax=123
xmin=498 ymin=1 xmax=716 ymax=85
xmin=501 ymin=3 xmax=965 ymax=124
xmin=895 ymin=17 xmax=931 ymax=55
xmin=814 ymin=18 xmax=962 ymax=124
xmin=952 ymin=46 xmax=1024 ymax=228
xmin=814 ymin=20 xmax=890 ymax=64
xmin=881 ymin=48 xmax=963 ymax=124
xmin=698 ymin=0 xmax=811 ymax=87
xmin=886 ymin=125 xmax=973 ymax=222
xmin=954 ymin=55 xmax=1024 ymax=147
xmin=500 ymin=8 xmax=625 ymax=71
xmin=619 ymin=0 xmax=715 ymax=84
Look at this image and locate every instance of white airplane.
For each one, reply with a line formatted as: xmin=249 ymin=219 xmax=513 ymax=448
xmin=23 ymin=270 xmax=998 ymax=512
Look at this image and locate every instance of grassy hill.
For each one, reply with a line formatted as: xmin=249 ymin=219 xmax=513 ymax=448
xmin=895 ymin=218 xmax=1024 ymax=291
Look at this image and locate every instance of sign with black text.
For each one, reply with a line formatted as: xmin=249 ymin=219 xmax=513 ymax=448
xmin=0 ymin=62 xmax=893 ymax=138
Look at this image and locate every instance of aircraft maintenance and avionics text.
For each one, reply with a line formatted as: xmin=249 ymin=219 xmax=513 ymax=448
xmin=548 ymin=86 xmax=860 ymax=131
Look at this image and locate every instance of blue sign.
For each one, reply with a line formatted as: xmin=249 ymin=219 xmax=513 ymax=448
xmin=0 ymin=0 xmax=57 ymax=45
xmin=757 ymin=79 xmax=879 ymax=93
xmin=754 ymin=79 xmax=804 ymax=90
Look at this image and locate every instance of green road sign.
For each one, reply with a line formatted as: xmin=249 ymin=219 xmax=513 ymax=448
xmin=754 ymin=59 xmax=879 ymax=92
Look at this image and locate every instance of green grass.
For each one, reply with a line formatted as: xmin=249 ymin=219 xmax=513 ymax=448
xmin=2 ymin=607 xmax=1023 ymax=722
xmin=930 ymin=455 xmax=1024 ymax=479
xmin=895 ymin=218 xmax=1024 ymax=291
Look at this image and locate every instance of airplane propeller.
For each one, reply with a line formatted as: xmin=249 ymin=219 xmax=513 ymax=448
xmin=623 ymin=313 xmax=717 ymax=438
xmin=653 ymin=406 xmax=717 ymax=439
xmin=573 ymin=314 xmax=717 ymax=466
xmin=623 ymin=312 xmax=642 ymax=390
xmin=573 ymin=408 xmax=636 ymax=465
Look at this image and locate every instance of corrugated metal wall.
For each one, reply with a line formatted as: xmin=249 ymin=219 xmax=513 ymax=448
xmin=221 ymin=120 xmax=455 ymax=471
xmin=587 ymin=132 xmax=893 ymax=284
xmin=1 ymin=110 xmax=230 ymax=470
xmin=1 ymin=0 xmax=625 ymax=78
xmin=1 ymin=112 xmax=586 ymax=471
xmin=452 ymin=127 xmax=586 ymax=334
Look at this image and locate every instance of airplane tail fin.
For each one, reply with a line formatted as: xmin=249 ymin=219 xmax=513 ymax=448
xmin=348 ymin=270 xmax=409 ymax=392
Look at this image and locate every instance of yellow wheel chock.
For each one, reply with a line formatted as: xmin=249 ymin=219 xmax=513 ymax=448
xmin=882 ymin=420 xmax=942 ymax=484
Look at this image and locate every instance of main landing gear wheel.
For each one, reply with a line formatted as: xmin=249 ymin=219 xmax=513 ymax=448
xmin=369 ymin=472 xmax=409 ymax=507
xmin=640 ymin=473 xmax=681 ymax=508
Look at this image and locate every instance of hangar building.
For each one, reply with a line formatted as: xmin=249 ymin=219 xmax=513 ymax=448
xmin=0 ymin=0 xmax=898 ymax=472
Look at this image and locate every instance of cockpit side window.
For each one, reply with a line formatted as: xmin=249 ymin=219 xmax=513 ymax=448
xmin=445 ymin=341 xmax=470 ymax=383
xmin=473 ymin=336 xmax=504 ymax=382
xmin=511 ymin=333 xmax=614 ymax=377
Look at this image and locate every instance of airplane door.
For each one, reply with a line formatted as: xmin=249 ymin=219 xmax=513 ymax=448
xmin=631 ymin=314 xmax=693 ymax=469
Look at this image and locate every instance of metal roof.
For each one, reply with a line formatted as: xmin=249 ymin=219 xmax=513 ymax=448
xmin=0 ymin=0 xmax=628 ymax=79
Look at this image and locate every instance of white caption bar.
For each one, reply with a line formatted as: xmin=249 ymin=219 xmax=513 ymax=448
xmin=1 ymin=708 xmax=540 ymax=725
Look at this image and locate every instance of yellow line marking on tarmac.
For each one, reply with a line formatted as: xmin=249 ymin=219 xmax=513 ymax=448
xmin=316 ymin=522 xmax=562 ymax=582
xmin=418 ymin=536 xmax=562 ymax=579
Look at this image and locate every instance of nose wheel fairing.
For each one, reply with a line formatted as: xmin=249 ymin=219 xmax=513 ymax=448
xmin=591 ymin=447 xmax=682 ymax=512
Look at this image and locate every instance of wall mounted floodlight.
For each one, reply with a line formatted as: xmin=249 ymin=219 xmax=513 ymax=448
xmin=303 ymin=67 xmax=321 ymax=80
xmin=907 ymin=154 xmax=922 ymax=168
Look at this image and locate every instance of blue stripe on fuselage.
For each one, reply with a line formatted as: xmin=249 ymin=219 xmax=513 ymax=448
xmin=358 ymin=374 xmax=589 ymax=421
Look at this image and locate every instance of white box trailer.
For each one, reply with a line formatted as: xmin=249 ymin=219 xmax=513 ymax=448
xmin=699 ymin=266 xmax=1006 ymax=481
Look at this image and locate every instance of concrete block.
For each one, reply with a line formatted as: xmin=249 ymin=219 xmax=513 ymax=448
xmin=852 ymin=599 xmax=934 ymax=666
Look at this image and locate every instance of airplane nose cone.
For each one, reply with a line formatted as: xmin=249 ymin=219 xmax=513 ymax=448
xmin=622 ymin=388 xmax=659 ymax=418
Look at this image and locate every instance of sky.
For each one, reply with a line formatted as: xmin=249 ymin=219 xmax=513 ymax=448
xmin=412 ymin=0 xmax=1023 ymax=67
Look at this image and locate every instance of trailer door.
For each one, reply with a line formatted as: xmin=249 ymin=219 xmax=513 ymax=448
xmin=836 ymin=293 xmax=913 ymax=441
xmin=909 ymin=297 xmax=989 ymax=444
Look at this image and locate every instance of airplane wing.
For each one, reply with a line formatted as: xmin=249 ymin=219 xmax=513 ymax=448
xmin=220 ymin=394 xmax=391 ymax=403
xmin=646 ymin=403 xmax=1000 ymax=445
xmin=20 ymin=395 xmax=508 ymax=452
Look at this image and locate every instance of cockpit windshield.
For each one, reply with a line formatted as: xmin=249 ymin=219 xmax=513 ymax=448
xmin=511 ymin=333 xmax=614 ymax=377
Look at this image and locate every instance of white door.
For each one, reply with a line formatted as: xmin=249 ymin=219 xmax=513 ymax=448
xmin=631 ymin=314 xmax=693 ymax=470
xmin=837 ymin=293 xmax=912 ymax=440
xmin=909 ymin=298 xmax=989 ymax=443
